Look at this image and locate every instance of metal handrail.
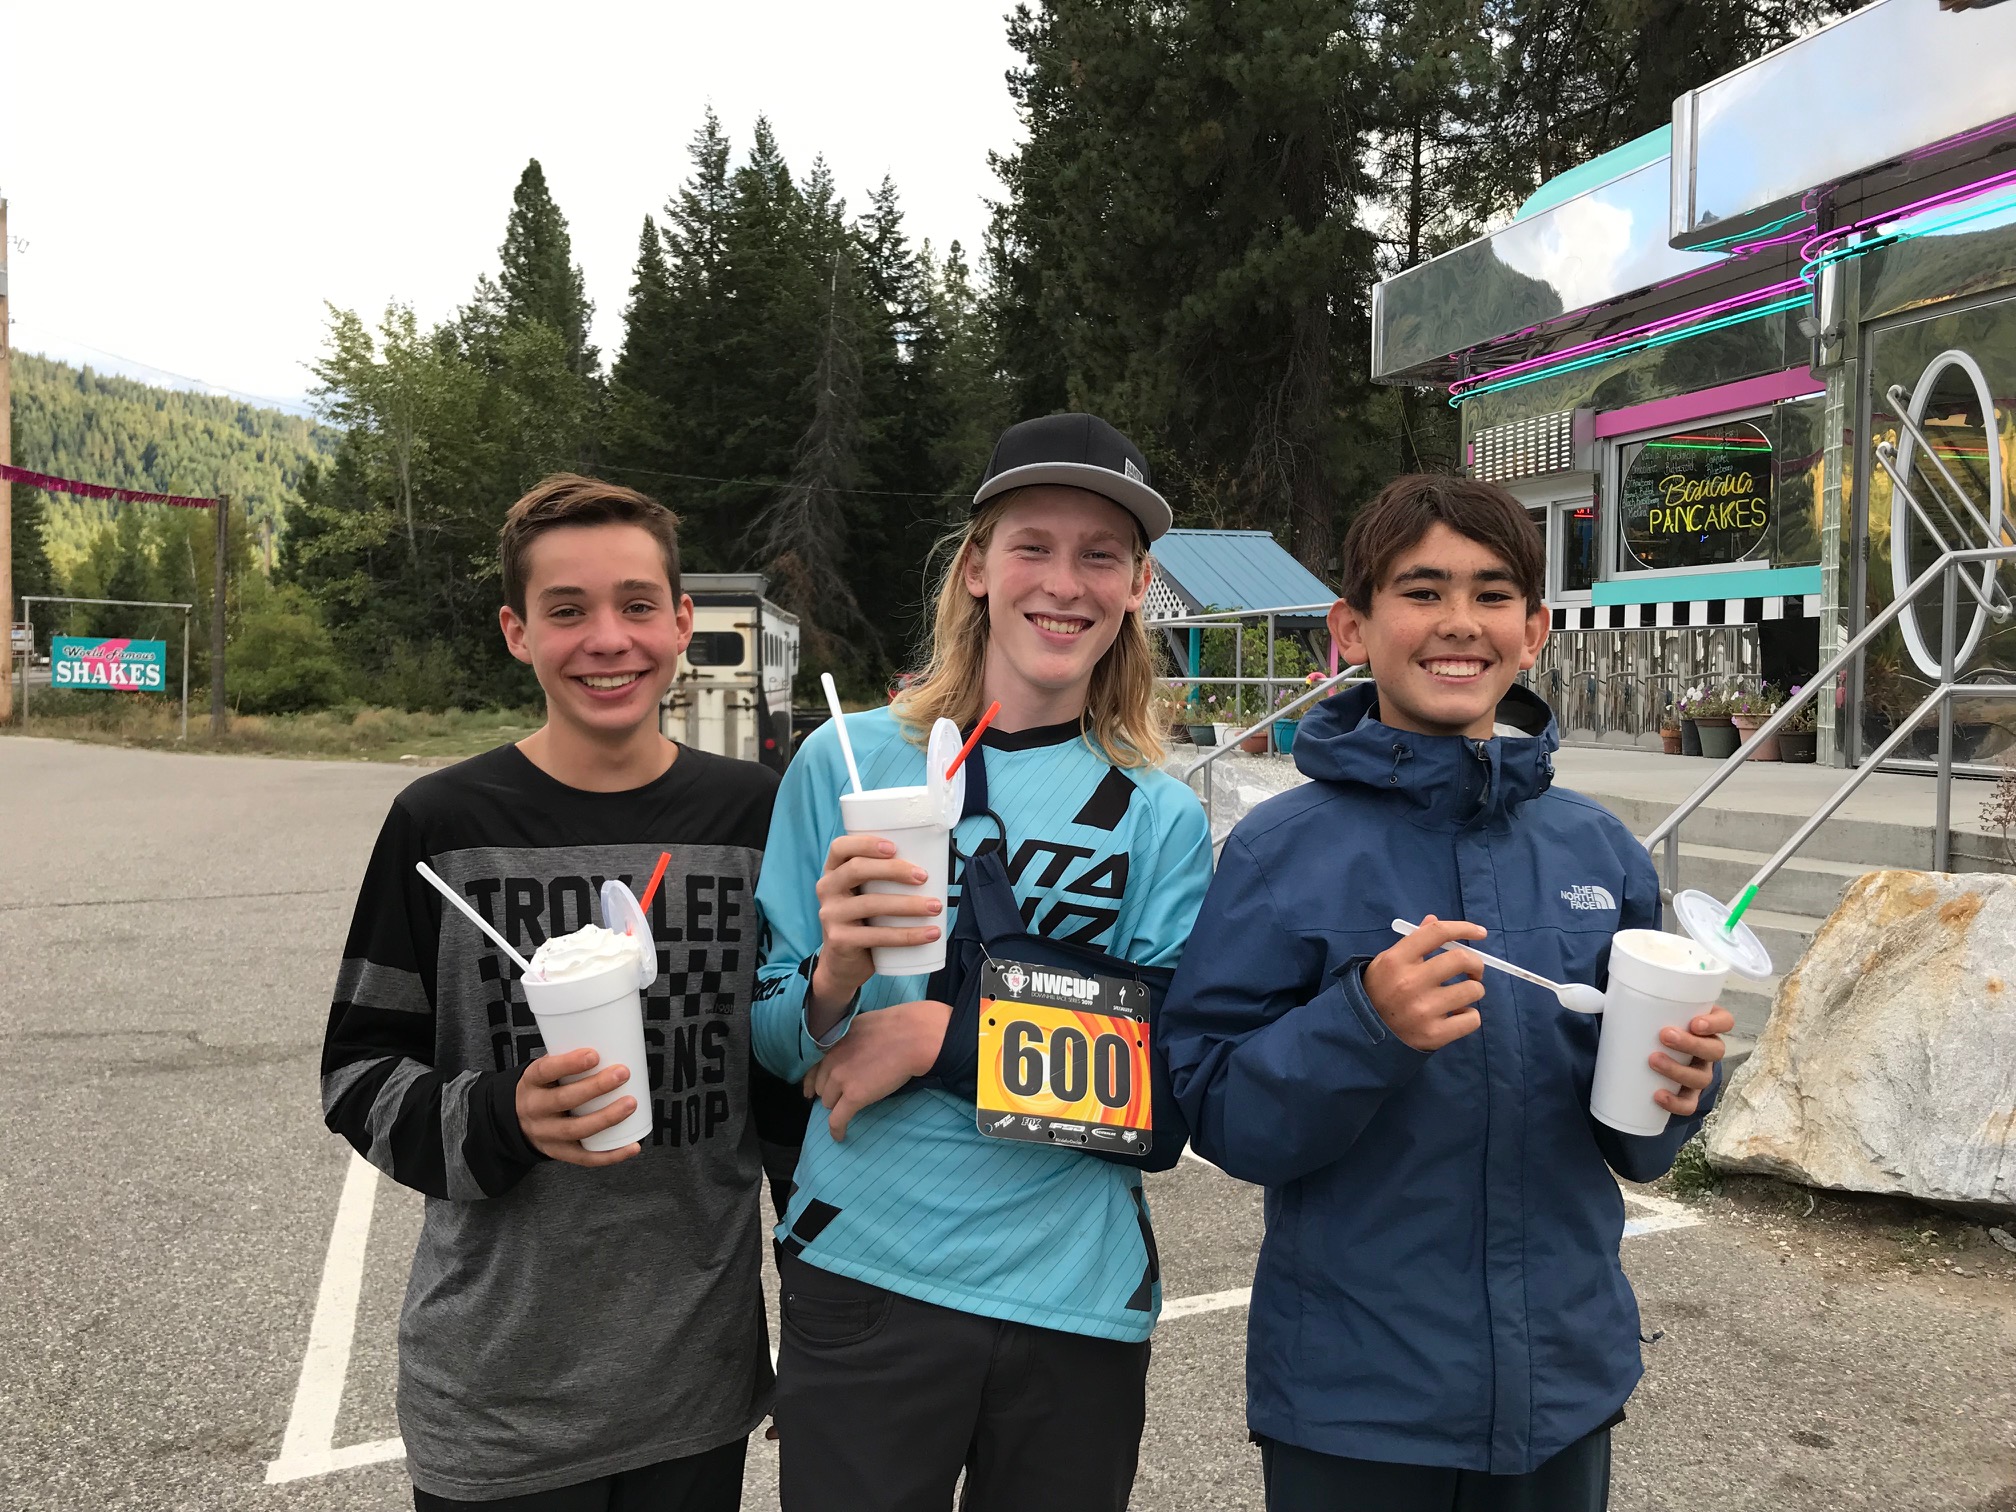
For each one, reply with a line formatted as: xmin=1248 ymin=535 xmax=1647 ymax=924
xmin=1883 ymin=384 xmax=2016 ymax=571
xmin=1642 ymin=542 xmax=2016 ymax=900
xmin=1179 ymin=668 xmax=1370 ymax=815
xmin=1874 ymin=442 xmax=2010 ymax=620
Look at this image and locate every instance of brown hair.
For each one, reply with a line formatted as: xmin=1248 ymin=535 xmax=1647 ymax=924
xmin=893 ymin=491 xmax=1166 ymax=769
xmin=499 ymin=473 xmax=682 ymax=615
xmin=1341 ymin=474 xmax=1545 ymax=613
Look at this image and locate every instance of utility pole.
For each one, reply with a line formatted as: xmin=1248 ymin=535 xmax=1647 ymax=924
xmin=210 ymin=493 xmax=228 ymax=736
xmin=1 ymin=195 xmax=14 ymax=724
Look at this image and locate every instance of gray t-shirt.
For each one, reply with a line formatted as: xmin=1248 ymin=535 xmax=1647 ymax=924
xmin=321 ymin=743 xmax=788 ymax=1499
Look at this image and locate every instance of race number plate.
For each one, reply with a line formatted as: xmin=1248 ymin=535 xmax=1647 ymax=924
xmin=976 ymin=958 xmax=1152 ymax=1155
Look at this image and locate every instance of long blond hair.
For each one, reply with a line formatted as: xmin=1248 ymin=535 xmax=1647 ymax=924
xmin=893 ymin=493 xmax=1167 ymax=769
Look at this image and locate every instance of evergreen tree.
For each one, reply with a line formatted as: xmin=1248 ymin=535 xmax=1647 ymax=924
xmin=8 ymin=485 xmax=60 ymax=612
xmin=750 ymin=247 xmax=874 ymax=666
xmin=498 ymin=159 xmax=598 ymax=375
xmin=991 ymin=0 xmax=1383 ymax=575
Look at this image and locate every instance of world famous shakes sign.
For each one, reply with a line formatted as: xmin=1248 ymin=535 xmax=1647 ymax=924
xmin=51 ymin=636 xmax=169 ymax=691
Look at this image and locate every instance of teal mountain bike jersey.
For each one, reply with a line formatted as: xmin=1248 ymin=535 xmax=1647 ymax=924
xmin=753 ymin=706 xmax=1213 ymax=1342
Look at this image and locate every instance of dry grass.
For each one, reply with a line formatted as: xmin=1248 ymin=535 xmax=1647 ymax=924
xmin=5 ymin=692 xmax=544 ymax=762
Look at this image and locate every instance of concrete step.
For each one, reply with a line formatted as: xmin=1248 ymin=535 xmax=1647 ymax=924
xmin=1583 ymin=787 xmax=2014 ymax=876
xmin=1643 ymin=838 xmax=1869 ymax=920
xmin=1708 ymin=973 xmax=1779 ymax=1042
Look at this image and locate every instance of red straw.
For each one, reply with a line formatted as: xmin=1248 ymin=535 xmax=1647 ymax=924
xmin=637 ymin=851 xmax=673 ymax=914
xmin=945 ymin=702 xmax=1002 ymax=780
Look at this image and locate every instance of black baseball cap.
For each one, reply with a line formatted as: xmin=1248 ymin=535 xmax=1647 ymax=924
xmin=973 ymin=413 xmax=1173 ymax=542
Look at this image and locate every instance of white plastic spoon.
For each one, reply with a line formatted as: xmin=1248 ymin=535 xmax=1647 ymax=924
xmin=1390 ymin=918 xmax=1605 ymax=1013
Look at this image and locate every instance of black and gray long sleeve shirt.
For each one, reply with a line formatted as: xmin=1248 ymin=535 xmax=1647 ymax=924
xmin=320 ymin=742 xmax=782 ymax=1501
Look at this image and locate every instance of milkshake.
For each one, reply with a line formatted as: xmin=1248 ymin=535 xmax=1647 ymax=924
xmin=1589 ymin=928 xmax=1728 ymax=1136
xmin=838 ymin=716 xmax=967 ymax=977
xmin=522 ymin=901 xmax=657 ymax=1151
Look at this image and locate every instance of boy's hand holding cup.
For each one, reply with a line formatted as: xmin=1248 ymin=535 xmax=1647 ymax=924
xmin=809 ymin=833 xmax=945 ymax=1021
xmin=1364 ymin=915 xmax=1489 ymax=1052
xmin=516 ymin=1049 xmax=644 ymax=1167
xmin=1650 ymin=1007 xmax=1735 ymax=1118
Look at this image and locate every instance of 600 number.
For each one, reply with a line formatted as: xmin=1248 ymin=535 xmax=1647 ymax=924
xmin=1001 ymin=1020 xmax=1134 ymax=1109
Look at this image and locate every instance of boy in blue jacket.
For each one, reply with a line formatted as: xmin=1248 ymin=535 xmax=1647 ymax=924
xmin=1161 ymin=474 xmax=1734 ymax=1511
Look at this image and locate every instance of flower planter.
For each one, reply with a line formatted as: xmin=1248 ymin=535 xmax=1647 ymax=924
xmin=1660 ymin=729 xmax=1683 ymax=755
xmin=1273 ymin=718 xmax=1301 ymax=756
xmin=1694 ymin=716 xmax=1741 ymax=760
xmin=1238 ymin=730 xmax=1270 ymax=756
xmin=1777 ymin=729 xmax=1817 ymax=763
xmin=1730 ymin=713 xmax=1781 ymax=761
xmin=1186 ymin=723 xmax=1217 ymax=746
xmin=1679 ymin=718 xmax=1702 ymax=757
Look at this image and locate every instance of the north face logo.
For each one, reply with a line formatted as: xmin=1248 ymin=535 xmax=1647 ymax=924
xmin=1560 ymin=884 xmax=1617 ymax=912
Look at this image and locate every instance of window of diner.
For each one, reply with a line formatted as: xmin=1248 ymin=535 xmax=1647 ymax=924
xmin=1616 ymin=418 xmax=1773 ymax=573
xmin=1555 ymin=499 xmax=1597 ymax=595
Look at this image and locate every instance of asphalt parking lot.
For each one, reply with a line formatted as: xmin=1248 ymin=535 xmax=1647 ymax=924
xmin=4 ymin=735 xmax=2014 ymax=1512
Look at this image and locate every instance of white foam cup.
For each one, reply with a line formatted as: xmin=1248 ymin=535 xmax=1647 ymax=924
xmin=1589 ymin=928 xmax=1728 ymax=1136
xmin=521 ymin=958 xmax=655 ymax=1152
xmin=839 ymin=784 xmax=951 ymax=976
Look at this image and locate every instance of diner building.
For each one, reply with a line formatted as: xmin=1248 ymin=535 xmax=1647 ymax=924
xmin=1369 ymin=0 xmax=2016 ymax=769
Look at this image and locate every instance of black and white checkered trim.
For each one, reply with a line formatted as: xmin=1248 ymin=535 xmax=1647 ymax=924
xmin=1549 ymin=594 xmax=1821 ymax=631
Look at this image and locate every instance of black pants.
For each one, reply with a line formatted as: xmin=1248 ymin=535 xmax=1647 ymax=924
xmin=1261 ymin=1429 xmax=1610 ymax=1512
xmin=412 ymin=1439 xmax=746 ymax=1512
xmin=774 ymin=1249 xmax=1150 ymax=1512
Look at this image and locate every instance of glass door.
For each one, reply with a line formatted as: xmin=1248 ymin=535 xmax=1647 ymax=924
xmin=1857 ymin=289 xmax=2016 ymax=770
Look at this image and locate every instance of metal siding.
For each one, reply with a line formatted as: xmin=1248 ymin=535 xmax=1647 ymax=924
xmin=1148 ymin=531 xmax=1336 ymax=614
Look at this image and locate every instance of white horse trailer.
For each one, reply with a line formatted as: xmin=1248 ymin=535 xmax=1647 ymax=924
xmin=661 ymin=574 xmax=800 ymax=772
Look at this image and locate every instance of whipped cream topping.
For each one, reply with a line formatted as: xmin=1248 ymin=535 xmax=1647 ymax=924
xmin=529 ymin=924 xmax=644 ymax=983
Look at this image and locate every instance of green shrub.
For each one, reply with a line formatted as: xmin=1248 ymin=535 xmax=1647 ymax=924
xmin=231 ymin=584 xmax=349 ymax=714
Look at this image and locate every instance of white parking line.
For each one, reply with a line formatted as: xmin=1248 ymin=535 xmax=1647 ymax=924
xmin=266 ymin=1153 xmax=405 ymax=1485
xmin=267 ymin=1156 xmax=1705 ymax=1485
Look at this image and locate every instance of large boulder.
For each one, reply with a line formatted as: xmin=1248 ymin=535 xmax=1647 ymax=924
xmin=1707 ymin=869 xmax=2016 ymax=1213
xmin=1162 ymin=748 xmax=1308 ymax=845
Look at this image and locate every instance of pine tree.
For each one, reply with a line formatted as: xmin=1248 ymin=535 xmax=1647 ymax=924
xmin=498 ymin=159 xmax=598 ymax=375
xmin=750 ymin=248 xmax=875 ymax=666
xmin=990 ymin=0 xmax=1383 ymax=575
xmin=8 ymin=485 xmax=60 ymax=609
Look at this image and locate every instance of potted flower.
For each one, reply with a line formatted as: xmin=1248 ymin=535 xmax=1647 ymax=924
xmin=1693 ymin=689 xmax=1741 ymax=762
xmin=1674 ymin=685 xmax=1710 ymax=756
xmin=1729 ymin=685 xmax=1784 ymax=761
xmin=1659 ymin=694 xmax=1684 ymax=756
xmin=1272 ymin=680 xmax=1316 ymax=756
xmin=1778 ymin=688 xmax=1817 ymax=763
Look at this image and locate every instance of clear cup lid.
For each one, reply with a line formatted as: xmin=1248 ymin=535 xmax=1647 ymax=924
xmin=600 ymin=879 xmax=659 ymax=990
xmin=926 ymin=716 xmax=967 ymax=826
xmin=1671 ymin=888 xmax=1775 ymax=980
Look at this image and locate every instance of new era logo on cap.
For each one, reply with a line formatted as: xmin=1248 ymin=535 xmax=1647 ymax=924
xmin=973 ymin=413 xmax=1173 ymax=541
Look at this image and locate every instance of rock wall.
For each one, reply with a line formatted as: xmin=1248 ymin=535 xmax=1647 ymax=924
xmin=1707 ymin=870 xmax=2016 ymax=1213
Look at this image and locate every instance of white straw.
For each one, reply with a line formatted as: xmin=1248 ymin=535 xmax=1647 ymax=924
xmin=416 ymin=862 xmax=535 ymax=974
xmin=821 ymin=672 xmax=864 ymax=795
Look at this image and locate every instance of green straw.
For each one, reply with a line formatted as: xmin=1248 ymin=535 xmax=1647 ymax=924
xmin=1723 ymin=883 xmax=1759 ymax=933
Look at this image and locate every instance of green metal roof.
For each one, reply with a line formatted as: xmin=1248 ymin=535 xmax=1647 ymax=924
xmin=1515 ymin=125 xmax=1672 ymax=221
xmin=1149 ymin=529 xmax=1336 ymax=617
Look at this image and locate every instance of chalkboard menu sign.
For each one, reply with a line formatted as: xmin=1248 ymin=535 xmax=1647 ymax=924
xmin=1618 ymin=419 xmax=1772 ymax=572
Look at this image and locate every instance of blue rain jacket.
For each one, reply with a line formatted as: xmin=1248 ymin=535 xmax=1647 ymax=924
xmin=1163 ymin=683 xmax=1720 ymax=1475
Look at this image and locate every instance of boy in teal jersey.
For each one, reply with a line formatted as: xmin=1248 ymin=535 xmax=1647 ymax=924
xmin=752 ymin=414 xmax=1214 ymax=1512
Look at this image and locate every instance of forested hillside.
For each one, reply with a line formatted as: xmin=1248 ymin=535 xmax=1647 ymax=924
xmin=10 ymin=352 xmax=336 ymax=576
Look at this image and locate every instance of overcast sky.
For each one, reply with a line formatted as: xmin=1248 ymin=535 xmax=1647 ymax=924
xmin=2 ymin=1 xmax=1023 ymax=415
